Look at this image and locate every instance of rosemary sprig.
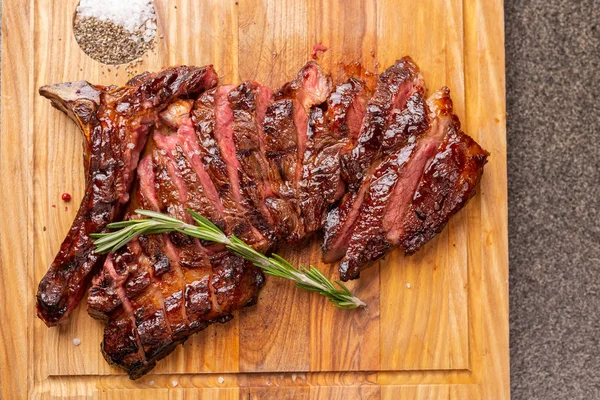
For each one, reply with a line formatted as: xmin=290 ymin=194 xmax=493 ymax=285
xmin=91 ymin=209 xmax=366 ymax=309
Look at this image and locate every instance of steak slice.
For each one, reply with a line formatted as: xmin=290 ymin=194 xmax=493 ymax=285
xmin=36 ymin=65 xmax=218 ymax=326
xmin=228 ymin=82 xmax=277 ymax=245
xmin=394 ymin=121 xmax=489 ymax=254
xmin=191 ymin=87 xmax=269 ymax=251
xmin=322 ymin=58 xmax=424 ymax=263
xmin=90 ymin=143 xmax=264 ymax=379
xmin=299 ymin=78 xmax=368 ymax=233
xmin=263 ymin=62 xmax=332 ymax=241
xmin=340 ymin=56 xmax=425 ymax=191
xmin=339 ymin=88 xmax=488 ymax=280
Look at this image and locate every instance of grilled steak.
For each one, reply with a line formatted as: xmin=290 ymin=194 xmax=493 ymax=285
xmin=228 ymin=82 xmax=277 ymax=245
xmin=338 ymin=87 xmax=488 ymax=280
xmin=263 ymin=61 xmax=332 ymax=241
xmin=37 ymin=58 xmax=487 ymax=378
xmin=88 ymin=109 xmax=265 ymax=378
xmin=191 ymin=86 xmax=269 ymax=250
xmin=299 ymin=78 xmax=368 ymax=233
xmin=322 ymin=57 xmax=425 ymax=262
xmin=36 ymin=66 xmax=218 ymax=326
xmin=338 ymin=88 xmax=447 ymax=280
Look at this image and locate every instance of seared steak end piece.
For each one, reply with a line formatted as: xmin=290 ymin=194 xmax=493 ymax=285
xmin=338 ymin=87 xmax=488 ymax=281
xmin=36 ymin=66 xmax=218 ymax=326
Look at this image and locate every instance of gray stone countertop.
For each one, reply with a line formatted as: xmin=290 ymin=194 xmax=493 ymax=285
xmin=505 ymin=1 xmax=599 ymax=399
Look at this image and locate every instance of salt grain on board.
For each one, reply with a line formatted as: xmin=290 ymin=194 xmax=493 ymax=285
xmin=72 ymin=338 xmax=81 ymax=346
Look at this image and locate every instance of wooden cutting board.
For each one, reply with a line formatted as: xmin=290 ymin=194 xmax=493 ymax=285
xmin=0 ymin=0 xmax=509 ymax=398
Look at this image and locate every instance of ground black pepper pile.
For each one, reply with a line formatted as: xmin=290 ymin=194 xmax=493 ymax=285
xmin=74 ymin=17 xmax=155 ymax=65
xmin=73 ymin=0 xmax=157 ymax=65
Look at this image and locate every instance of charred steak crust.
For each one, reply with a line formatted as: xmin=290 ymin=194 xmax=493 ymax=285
xmin=228 ymin=82 xmax=278 ymax=245
xmin=322 ymin=58 xmax=425 ymax=263
xmin=299 ymin=78 xmax=368 ymax=234
xmin=339 ymin=87 xmax=489 ymax=280
xmin=263 ymin=62 xmax=333 ymax=242
xmin=36 ymin=66 xmax=218 ymax=326
xmin=191 ymin=87 xmax=269 ymax=251
xmin=38 ymin=59 xmax=488 ymax=379
xmin=91 ymin=143 xmax=264 ymax=378
xmin=340 ymin=56 xmax=425 ymax=190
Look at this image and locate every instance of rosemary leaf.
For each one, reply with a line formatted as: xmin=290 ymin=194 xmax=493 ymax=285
xmin=92 ymin=209 xmax=366 ymax=309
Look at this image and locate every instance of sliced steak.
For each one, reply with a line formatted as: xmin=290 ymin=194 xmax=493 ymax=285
xmin=91 ymin=146 xmax=264 ymax=379
xmin=191 ymin=87 xmax=269 ymax=251
xmin=263 ymin=62 xmax=332 ymax=241
xmin=299 ymin=78 xmax=368 ymax=233
xmin=36 ymin=65 xmax=218 ymax=326
xmin=339 ymin=90 xmax=438 ymax=280
xmin=340 ymin=56 xmax=425 ymax=190
xmin=228 ymin=82 xmax=277 ymax=244
xmin=339 ymin=87 xmax=488 ymax=280
xmin=39 ymin=59 xmax=489 ymax=380
xmin=395 ymin=122 xmax=489 ymax=254
xmin=322 ymin=58 xmax=424 ymax=263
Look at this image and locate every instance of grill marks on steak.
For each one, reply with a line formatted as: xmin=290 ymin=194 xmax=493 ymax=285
xmin=339 ymin=87 xmax=489 ymax=280
xmin=263 ymin=62 xmax=333 ymax=241
xmin=395 ymin=121 xmax=489 ymax=254
xmin=39 ymin=59 xmax=488 ymax=379
xmin=339 ymin=90 xmax=442 ymax=280
xmin=299 ymin=78 xmax=368 ymax=233
xmin=94 ymin=150 xmax=264 ymax=379
xmin=228 ymin=82 xmax=277 ymax=244
xmin=322 ymin=59 xmax=424 ymax=263
xmin=341 ymin=56 xmax=425 ymax=191
xmin=191 ymin=88 xmax=268 ymax=250
xmin=36 ymin=65 xmax=219 ymax=326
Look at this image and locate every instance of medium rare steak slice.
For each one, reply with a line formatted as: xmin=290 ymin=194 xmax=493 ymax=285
xmin=299 ymin=78 xmax=368 ymax=233
xmin=36 ymin=65 xmax=218 ymax=326
xmin=322 ymin=59 xmax=424 ymax=263
xmin=338 ymin=90 xmax=439 ymax=280
xmin=339 ymin=88 xmax=488 ymax=280
xmin=263 ymin=62 xmax=332 ymax=241
xmin=340 ymin=56 xmax=425 ymax=191
xmin=191 ymin=88 xmax=269 ymax=251
xmin=394 ymin=121 xmax=489 ymax=254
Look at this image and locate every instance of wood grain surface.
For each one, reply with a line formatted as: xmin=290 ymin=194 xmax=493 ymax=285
xmin=0 ymin=0 xmax=509 ymax=398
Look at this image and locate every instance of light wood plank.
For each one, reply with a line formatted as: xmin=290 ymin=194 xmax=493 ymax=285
xmin=0 ymin=0 xmax=509 ymax=397
xmin=306 ymin=0 xmax=381 ymax=373
xmin=151 ymin=0 xmax=242 ymax=375
xmin=382 ymin=385 xmax=480 ymax=400
xmin=237 ymin=0 xmax=309 ymax=86
xmin=0 ymin=0 xmax=34 ymax=398
xmin=377 ymin=0 xmax=470 ymax=371
xmin=464 ymin=0 xmax=510 ymax=398
xmin=33 ymin=0 xmax=103 ymax=379
xmin=245 ymin=386 xmax=310 ymax=400
xmin=311 ymin=385 xmax=380 ymax=400
xmin=238 ymin=246 xmax=311 ymax=372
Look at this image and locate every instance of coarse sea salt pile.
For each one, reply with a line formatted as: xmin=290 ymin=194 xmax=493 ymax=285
xmin=76 ymin=0 xmax=157 ymax=41
xmin=74 ymin=0 xmax=157 ymax=65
